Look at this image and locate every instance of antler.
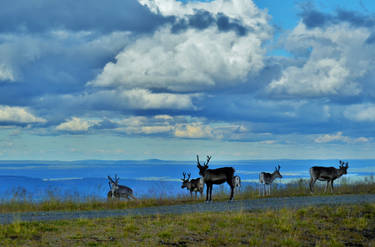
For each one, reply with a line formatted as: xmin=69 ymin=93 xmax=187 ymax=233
xmin=204 ymin=155 xmax=212 ymax=167
xmin=182 ymin=172 xmax=187 ymax=181
xmin=114 ymin=174 xmax=120 ymax=184
xmin=187 ymin=173 xmax=191 ymax=180
xmin=196 ymin=155 xmax=201 ymax=167
xmin=277 ymin=164 xmax=280 ymax=171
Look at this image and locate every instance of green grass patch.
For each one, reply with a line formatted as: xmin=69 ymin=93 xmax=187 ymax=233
xmin=0 ymin=203 xmax=374 ymax=246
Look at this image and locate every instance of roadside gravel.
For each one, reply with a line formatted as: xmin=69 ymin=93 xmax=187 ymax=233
xmin=1 ymin=194 xmax=374 ymax=224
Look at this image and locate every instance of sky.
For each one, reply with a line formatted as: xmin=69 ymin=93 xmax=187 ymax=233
xmin=1 ymin=0 xmax=375 ymax=161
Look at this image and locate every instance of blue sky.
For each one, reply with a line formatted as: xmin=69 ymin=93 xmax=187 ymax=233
xmin=1 ymin=0 xmax=375 ymax=161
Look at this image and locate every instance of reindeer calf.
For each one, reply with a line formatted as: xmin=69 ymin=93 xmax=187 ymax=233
xmin=181 ymin=172 xmax=204 ymax=199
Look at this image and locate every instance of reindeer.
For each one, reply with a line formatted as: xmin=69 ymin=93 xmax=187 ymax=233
xmin=181 ymin=172 xmax=204 ymax=199
xmin=196 ymin=155 xmax=235 ymax=202
xmin=259 ymin=165 xmax=282 ymax=196
xmin=107 ymin=175 xmax=136 ymax=200
xmin=309 ymin=160 xmax=349 ymax=193
xmin=233 ymin=175 xmax=241 ymax=192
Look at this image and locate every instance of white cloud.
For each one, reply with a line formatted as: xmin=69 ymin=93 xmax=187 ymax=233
xmin=0 ymin=64 xmax=14 ymax=81
xmin=344 ymin=104 xmax=375 ymax=122
xmin=268 ymin=22 xmax=374 ymax=98
xmin=74 ymin=89 xmax=197 ymax=111
xmin=107 ymin=115 xmax=254 ymax=140
xmin=56 ymin=117 xmax=98 ymax=132
xmin=0 ymin=105 xmax=46 ymax=124
xmin=139 ymin=0 xmax=269 ymax=29
xmin=174 ymin=123 xmax=215 ymax=139
xmin=314 ymin=131 xmax=369 ymax=144
xmin=88 ymin=0 xmax=271 ymax=92
xmin=154 ymin=115 xmax=173 ymax=120
xmin=120 ymin=89 xmax=196 ymax=110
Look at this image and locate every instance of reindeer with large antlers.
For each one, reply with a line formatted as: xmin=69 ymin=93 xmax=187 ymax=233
xmin=196 ymin=155 xmax=235 ymax=202
xmin=107 ymin=174 xmax=136 ymax=200
xmin=181 ymin=172 xmax=204 ymax=199
xmin=259 ymin=165 xmax=282 ymax=196
xmin=309 ymin=160 xmax=349 ymax=193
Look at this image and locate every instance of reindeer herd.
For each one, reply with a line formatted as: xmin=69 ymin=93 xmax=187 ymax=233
xmin=107 ymin=156 xmax=350 ymax=202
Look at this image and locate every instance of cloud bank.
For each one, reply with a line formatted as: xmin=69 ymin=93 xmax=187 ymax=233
xmin=1 ymin=0 xmax=375 ymax=159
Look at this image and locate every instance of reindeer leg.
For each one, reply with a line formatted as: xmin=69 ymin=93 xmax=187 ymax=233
xmin=330 ymin=180 xmax=334 ymax=193
xmin=229 ymin=185 xmax=234 ymax=201
xmin=309 ymin=178 xmax=316 ymax=193
xmin=265 ymin=184 xmax=268 ymax=196
xmin=263 ymin=184 xmax=265 ymax=196
xmin=325 ymin=181 xmax=329 ymax=193
xmin=209 ymin=184 xmax=213 ymax=202
xmin=206 ymin=184 xmax=210 ymax=202
xmin=268 ymin=184 xmax=271 ymax=196
xmin=259 ymin=183 xmax=261 ymax=196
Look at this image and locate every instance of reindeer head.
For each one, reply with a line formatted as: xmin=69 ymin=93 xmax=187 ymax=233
xmin=108 ymin=174 xmax=120 ymax=190
xmin=181 ymin=172 xmax=191 ymax=189
xmin=339 ymin=160 xmax=349 ymax=175
xmin=274 ymin=165 xmax=282 ymax=179
xmin=196 ymin=155 xmax=211 ymax=176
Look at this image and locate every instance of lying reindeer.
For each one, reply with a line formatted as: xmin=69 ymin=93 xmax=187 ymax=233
xmin=181 ymin=172 xmax=204 ymax=199
xmin=309 ymin=160 xmax=349 ymax=193
xmin=196 ymin=155 xmax=235 ymax=202
xmin=107 ymin=174 xmax=136 ymax=200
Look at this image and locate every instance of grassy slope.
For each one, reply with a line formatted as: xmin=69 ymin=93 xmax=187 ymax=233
xmin=0 ymin=179 xmax=374 ymax=246
xmin=0 ymin=203 xmax=374 ymax=246
xmin=0 ymin=177 xmax=374 ymax=213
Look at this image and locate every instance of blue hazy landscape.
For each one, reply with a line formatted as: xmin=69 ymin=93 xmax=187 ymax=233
xmin=0 ymin=159 xmax=373 ymax=201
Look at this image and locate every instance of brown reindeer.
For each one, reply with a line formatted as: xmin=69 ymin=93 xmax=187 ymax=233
xmin=196 ymin=155 xmax=235 ymax=202
xmin=309 ymin=160 xmax=349 ymax=193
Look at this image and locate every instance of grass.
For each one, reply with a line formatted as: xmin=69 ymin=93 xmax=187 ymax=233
xmin=0 ymin=203 xmax=374 ymax=246
xmin=0 ymin=176 xmax=375 ymax=213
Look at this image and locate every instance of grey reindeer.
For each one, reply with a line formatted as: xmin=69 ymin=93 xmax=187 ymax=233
xmin=196 ymin=155 xmax=235 ymax=202
xmin=259 ymin=165 xmax=282 ymax=196
xmin=309 ymin=160 xmax=349 ymax=193
xmin=107 ymin=175 xmax=136 ymax=200
xmin=181 ymin=172 xmax=204 ymax=199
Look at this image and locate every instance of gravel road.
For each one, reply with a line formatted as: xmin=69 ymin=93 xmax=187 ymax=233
xmin=1 ymin=194 xmax=374 ymax=224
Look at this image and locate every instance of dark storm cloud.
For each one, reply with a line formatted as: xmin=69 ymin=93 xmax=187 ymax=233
xmin=300 ymin=6 xmax=375 ymax=29
xmin=171 ymin=10 xmax=248 ymax=36
xmin=0 ymin=0 xmax=170 ymax=33
xmin=300 ymin=10 xmax=333 ymax=28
